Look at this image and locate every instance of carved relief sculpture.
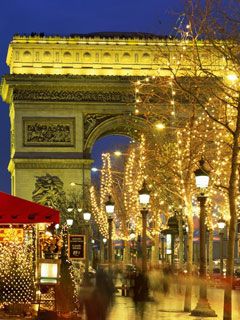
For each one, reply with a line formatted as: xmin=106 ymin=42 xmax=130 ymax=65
xmin=14 ymin=89 xmax=134 ymax=103
xmin=23 ymin=117 xmax=75 ymax=146
xmin=32 ymin=173 xmax=66 ymax=209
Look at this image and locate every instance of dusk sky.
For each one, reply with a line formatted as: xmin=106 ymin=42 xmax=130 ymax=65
xmin=0 ymin=0 xmax=184 ymax=193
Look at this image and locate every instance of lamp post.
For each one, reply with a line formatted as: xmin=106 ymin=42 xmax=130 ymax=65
xmin=105 ymin=195 xmax=115 ymax=269
xmin=138 ymin=180 xmax=150 ymax=273
xmin=83 ymin=211 xmax=91 ymax=284
xmin=67 ymin=202 xmax=82 ymax=233
xmin=191 ymin=158 xmax=217 ymax=317
xmin=217 ymin=218 xmax=226 ymax=276
xmin=102 ymin=238 xmax=107 ymax=263
xmin=66 ymin=218 xmax=73 ymax=228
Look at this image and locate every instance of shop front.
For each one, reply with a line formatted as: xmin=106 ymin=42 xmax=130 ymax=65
xmin=0 ymin=191 xmax=60 ymax=317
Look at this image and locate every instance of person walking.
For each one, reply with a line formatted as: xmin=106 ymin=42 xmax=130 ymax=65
xmin=132 ymin=270 xmax=149 ymax=320
xmin=84 ymin=267 xmax=115 ymax=320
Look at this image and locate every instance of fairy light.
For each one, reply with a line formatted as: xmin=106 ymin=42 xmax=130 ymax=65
xmin=90 ymin=153 xmax=120 ymax=238
xmin=90 ymin=21 xmax=240 ymax=253
xmin=132 ymin=41 xmax=235 ymax=243
xmin=0 ymin=240 xmax=34 ymax=305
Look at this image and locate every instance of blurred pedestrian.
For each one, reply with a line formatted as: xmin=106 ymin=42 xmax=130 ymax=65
xmin=148 ymin=266 xmax=163 ymax=300
xmin=162 ymin=264 xmax=172 ymax=296
xmin=132 ymin=270 xmax=149 ymax=319
xmin=84 ymin=267 xmax=115 ymax=320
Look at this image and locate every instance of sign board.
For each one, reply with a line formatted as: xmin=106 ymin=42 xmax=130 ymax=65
xmin=0 ymin=228 xmax=24 ymax=243
xmin=68 ymin=234 xmax=85 ymax=260
xmin=38 ymin=258 xmax=61 ymax=285
xmin=166 ymin=234 xmax=172 ymax=254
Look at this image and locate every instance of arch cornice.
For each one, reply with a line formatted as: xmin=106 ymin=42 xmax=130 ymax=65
xmin=84 ymin=114 xmax=149 ymax=153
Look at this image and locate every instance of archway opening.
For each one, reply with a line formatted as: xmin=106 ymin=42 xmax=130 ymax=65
xmin=91 ymin=134 xmax=131 ymax=184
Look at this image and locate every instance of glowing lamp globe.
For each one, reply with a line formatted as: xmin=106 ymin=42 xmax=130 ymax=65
xmin=83 ymin=211 xmax=91 ymax=221
xmin=66 ymin=218 xmax=73 ymax=226
xmin=217 ymin=218 xmax=226 ymax=230
xmin=105 ymin=195 xmax=115 ymax=216
xmin=138 ymin=180 xmax=150 ymax=206
xmin=194 ymin=159 xmax=210 ymax=189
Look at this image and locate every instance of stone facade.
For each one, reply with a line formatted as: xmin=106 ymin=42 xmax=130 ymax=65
xmin=6 ymin=33 xmax=224 ymax=77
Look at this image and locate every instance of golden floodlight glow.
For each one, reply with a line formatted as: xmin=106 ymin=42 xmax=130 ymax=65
xmin=227 ymin=73 xmax=238 ymax=82
xmin=114 ymin=150 xmax=123 ymax=156
xmin=155 ymin=121 xmax=166 ymax=130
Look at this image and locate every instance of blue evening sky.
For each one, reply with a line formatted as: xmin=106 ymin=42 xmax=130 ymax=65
xmin=0 ymin=0 xmax=184 ymax=193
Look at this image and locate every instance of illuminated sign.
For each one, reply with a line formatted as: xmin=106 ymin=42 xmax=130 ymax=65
xmin=166 ymin=234 xmax=172 ymax=254
xmin=0 ymin=228 xmax=24 ymax=243
xmin=68 ymin=235 xmax=85 ymax=260
xmin=38 ymin=259 xmax=61 ymax=285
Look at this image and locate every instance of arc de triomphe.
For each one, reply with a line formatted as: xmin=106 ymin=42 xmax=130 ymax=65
xmin=1 ymin=32 xmax=220 ymax=200
xmin=0 ymin=32 xmax=166 ymax=199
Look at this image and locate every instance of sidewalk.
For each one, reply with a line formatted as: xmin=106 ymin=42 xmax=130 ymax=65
xmin=108 ymin=285 xmax=240 ymax=320
xmin=0 ymin=286 xmax=239 ymax=319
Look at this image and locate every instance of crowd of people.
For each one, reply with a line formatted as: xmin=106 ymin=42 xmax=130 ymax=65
xmin=36 ymin=262 xmax=188 ymax=320
xmin=77 ymin=262 xmax=181 ymax=320
xmin=77 ymin=267 xmax=115 ymax=320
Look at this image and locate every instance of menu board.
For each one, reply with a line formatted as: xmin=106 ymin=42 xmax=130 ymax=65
xmin=68 ymin=234 xmax=85 ymax=260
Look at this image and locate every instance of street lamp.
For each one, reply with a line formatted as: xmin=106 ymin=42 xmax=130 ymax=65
xmin=217 ymin=217 xmax=226 ymax=275
xmin=67 ymin=202 xmax=82 ymax=213
xmin=138 ymin=180 xmax=150 ymax=273
xmin=105 ymin=195 xmax=115 ymax=269
xmin=66 ymin=218 xmax=73 ymax=227
xmin=83 ymin=211 xmax=91 ymax=284
xmin=191 ymin=158 xmax=217 ymax=317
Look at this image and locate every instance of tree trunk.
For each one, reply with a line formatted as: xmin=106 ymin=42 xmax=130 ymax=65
xmin=223 ymin=112 xmax=240 ymax=320
xmin=223 ymin=204 xmax=236 ymax=320
xmin=184 ymin=212 xmax=193 ymax=312
xmin=179 ymin=216 xmax=184 ymax=270
xmin=223 ymin=205 xmax=236 ymax=320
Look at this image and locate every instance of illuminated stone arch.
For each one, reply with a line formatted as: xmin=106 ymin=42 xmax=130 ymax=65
xmin=1 ymin=72 xmax=138 ymax=199
xmin=84 ymin=115 xmax=148 ymax=154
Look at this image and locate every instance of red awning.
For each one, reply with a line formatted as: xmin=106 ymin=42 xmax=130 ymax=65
xmin=0 ymin=192 xmax=60 ymax=224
